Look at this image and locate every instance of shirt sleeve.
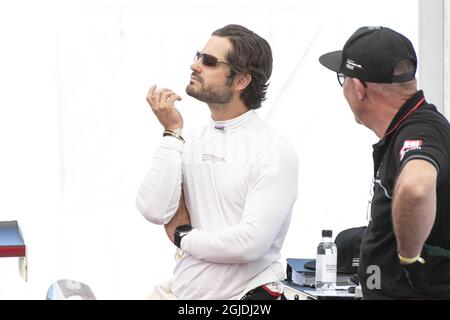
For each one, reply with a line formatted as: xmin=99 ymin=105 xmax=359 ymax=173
xmin=135 ymin=136 xmax=184 ymax=225
xmin=181 ymin=137 xmax=299 ymax=264
xmin=394 ymin=121 xmax=449 ymax=185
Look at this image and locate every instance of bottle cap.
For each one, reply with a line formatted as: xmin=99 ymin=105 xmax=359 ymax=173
xmin=322 ymin=230 xmax=332 ymax=237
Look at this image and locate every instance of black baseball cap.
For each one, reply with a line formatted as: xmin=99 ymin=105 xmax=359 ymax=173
xmin=319 ymin=26 xmax=417 ymax=83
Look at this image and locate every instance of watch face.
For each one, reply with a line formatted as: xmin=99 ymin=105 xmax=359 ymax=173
xmin=174 ymin=224 xmax=192 ymax=248
xmin=176 ymin=224 xmax=192 ymax=233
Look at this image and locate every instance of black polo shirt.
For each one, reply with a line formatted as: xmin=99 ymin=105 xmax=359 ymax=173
xmin=358 ymin=90 xmax=450 ymax=299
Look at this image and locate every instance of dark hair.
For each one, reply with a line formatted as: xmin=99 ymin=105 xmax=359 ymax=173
xmin=212 ymin=24 xmax=273 ymax=110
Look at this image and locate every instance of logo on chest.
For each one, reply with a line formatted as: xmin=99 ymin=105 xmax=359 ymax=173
xmin=202 ymin=154 xmax=226 ymax=163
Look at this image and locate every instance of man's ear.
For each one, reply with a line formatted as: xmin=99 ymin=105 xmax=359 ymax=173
xmin=233 ymin=73 xmax=252 ymax=92
xmin=352 ymin=78 xmax=366 ymax=100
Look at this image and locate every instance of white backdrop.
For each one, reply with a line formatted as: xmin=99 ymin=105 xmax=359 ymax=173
xmin=0 ymin=0 xmax=420 ymax=299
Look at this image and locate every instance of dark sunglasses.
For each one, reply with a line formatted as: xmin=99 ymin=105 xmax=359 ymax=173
xmin=337 ymin=72 xmax=367 ymax=87
xmin=194 ymin=51 xmax=230 ymax=67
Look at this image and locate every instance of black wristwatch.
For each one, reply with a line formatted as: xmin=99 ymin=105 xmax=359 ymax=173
xmin=174 ymin=224 xmax=193 ymax=248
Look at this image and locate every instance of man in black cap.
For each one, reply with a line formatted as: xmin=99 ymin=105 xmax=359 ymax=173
xmin=319 ymin=26 xmax=450 ymax=299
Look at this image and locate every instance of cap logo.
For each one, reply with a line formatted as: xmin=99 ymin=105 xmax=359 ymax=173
xmin=345 ymin=59 xmax=364 ymax=71
xmin=367 ymin=26 xmax=382 ymax=30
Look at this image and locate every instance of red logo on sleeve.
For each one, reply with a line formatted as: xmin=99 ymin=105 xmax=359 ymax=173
xmin=399 ymin=140 xmax=423 ymax=161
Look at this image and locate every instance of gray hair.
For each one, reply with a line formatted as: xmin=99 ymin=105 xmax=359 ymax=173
xmin=371 ymin=59 xmax=417 ymax=96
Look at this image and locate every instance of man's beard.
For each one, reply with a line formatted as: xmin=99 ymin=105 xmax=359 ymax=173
xmin=186 ymin=79 xmax=233 ymax=104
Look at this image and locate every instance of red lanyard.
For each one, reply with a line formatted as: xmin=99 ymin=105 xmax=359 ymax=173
xmin=383 ymin=97 xmax=425 ymax=138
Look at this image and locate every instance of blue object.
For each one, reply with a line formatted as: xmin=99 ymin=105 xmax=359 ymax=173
xmin=0 ymin=221 xmax=25 ymax=246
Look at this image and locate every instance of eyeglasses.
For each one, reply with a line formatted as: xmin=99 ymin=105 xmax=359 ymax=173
xmin=194 ymin=51 xmax=230 ymax=67
xmin=337 ymin=72 xmax=367 ymax=88
xmin=337 ymin=73 xmax=346 ymax=87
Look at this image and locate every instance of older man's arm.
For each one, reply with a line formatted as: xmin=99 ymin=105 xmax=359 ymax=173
xmin=393 ymin=159 xmax=437 ymax=261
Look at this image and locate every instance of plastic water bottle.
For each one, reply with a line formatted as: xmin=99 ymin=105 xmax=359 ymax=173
xmin=315 ymin=229 xmax=337 ymax=291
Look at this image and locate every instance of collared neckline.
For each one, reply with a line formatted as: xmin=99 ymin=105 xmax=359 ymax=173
xmin=371 ymin=91 xmax=426 ymax=175
xmin=383 ymin=90 xmax=425 ymax=138
xmin=210 ymin=110 xmax=257 ymax=133
xmin=374 ymin=90 xmax=426 ymax=150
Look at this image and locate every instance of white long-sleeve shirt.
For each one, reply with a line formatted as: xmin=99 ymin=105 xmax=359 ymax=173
xmin=136 ymin=110 xmax=298 ymax=299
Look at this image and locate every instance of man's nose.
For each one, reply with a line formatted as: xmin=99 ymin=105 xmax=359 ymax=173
xmin=190 ymin=59 xmax=202 ymax=73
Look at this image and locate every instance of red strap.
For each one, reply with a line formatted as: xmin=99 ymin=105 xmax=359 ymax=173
xmin=261 ymin=285 xmax=282 ymax=297
xmin=384 ymin=97 xmax=425 ymax=138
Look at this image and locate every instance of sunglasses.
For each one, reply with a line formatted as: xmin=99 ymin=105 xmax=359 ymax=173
xmin=194 ymin=51 xmax=230 ymax=67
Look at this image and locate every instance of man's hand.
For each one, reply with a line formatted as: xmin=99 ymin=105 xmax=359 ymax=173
xmin=165 ymin=187 xmax=191 ymax=244
xmin=146 ymin=85 xmax=183 ymax=132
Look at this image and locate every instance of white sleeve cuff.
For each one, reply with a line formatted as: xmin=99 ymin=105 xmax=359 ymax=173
xmin=161 ymin=135 xmax=185 ymax=152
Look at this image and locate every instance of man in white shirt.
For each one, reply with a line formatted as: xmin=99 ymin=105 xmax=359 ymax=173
xmin=136 ymin=24 xmax=298 ymax=300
